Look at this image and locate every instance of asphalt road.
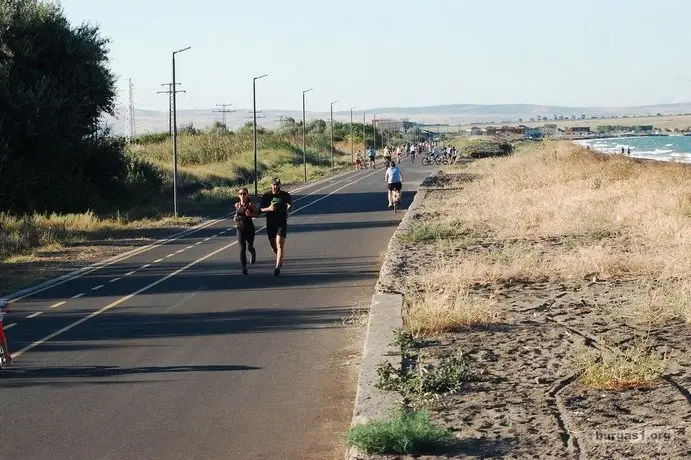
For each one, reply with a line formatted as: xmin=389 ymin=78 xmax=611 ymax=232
xmin=0 ymin=161 xmax=429 ymax=460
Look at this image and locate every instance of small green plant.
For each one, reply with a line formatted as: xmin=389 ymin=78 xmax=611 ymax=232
xmin=400 ymin=222 xmax=461 ymax=244
xmin=377 ymin=349 xmax=471 ymax=408
xmin=392 ymin=328 xmax=421 ymax=359
xmin=346 ymin=410 xmax=454 ymax=455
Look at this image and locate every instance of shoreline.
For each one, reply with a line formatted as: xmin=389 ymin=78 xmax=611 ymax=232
xmin=572 ymin=138 xmax=691 ymax=165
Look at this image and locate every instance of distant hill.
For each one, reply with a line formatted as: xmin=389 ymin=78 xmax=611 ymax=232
xmin=103 ymin=102 xmax=691 ymax=136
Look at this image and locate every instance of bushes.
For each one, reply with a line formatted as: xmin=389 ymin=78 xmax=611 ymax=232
xmin=138 ymin=132 xmax=169 ymax=144
xmin=459 ymin=139 xmax=513 ymax=158
xmin=0 ymin=0 xmax=118 ymax=214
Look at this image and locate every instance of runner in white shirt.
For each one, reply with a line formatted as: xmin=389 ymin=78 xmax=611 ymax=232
xmin=384 ymin=161 xmax=403 ymax=207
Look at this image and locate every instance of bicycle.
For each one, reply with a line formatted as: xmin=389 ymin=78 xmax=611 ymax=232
xmin=0 ymin=300 xmax=10 ymax=369
xmin=392 ymin=188 xmax=401 ymax=213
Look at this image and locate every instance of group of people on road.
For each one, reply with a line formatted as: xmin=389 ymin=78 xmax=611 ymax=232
xmin=233 ymin=178 xmax=293 ymax=277
xmin=354 ymin=145 xmax=405 ymax=208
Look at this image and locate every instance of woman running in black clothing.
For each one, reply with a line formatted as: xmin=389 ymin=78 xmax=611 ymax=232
xmin=234 ymin=187 xmax=257 ymax=275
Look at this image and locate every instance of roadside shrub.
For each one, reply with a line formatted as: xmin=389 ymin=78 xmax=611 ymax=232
xmin=346 ymin=410 xmax=454 ymax=455
xmin=138 ymin=132 xmax=169 ymax=144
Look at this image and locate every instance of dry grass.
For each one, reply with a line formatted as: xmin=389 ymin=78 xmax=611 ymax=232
xmin=443 ymin=141 xmax=691 ymax=281
xmin=620 ymin=280 xmax=691 ymax=325
xmin=0 ymin=211 xmax=199 ymax=261
xmin=577 ymin=342 xmax=668 ymax=389
xmin=402 ymin=140 xmax=691 ymax=338
xmin=404 ymin=256 xmax=500 ymax=337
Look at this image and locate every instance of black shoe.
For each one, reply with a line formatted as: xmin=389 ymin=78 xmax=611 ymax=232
xmin=273 ymin=267 xmax=281 ymax=277
xmin=249 ymin=247 xmax=256 ymax=265
xmin=242 ymin=268 xmax=248 ymax=275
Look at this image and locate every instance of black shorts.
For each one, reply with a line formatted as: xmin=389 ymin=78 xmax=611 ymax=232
xmin=267 ymin=223 xmax=287 ymax=240
xmin=387 ymin=182 xmax=402 ymax=191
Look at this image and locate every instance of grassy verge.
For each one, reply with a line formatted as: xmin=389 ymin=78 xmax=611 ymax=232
xmin=398 ymin=138 xmax=690 ymax=342
xmin=346 ymin=410 xmax=454 ymax=455
xmin=0 ymin=211 xmax=200 ymax=262
xmin=577 ymin=342 xmax=667 ymax=389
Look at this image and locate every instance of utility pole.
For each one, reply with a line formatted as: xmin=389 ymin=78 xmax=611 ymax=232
xmin=212 ymin=103 xmax=235 ymax=130
xmin=125 ymin=78 xmax=136 ymax=144
xmin=363 ymin=112 xmax=366 ymax=151
xmin=330 ymin=100 xmax=339 ymax=172
xmin=171 ymin=46 xmax=191 ymax=217
xmin=252 ymin=74 xmax=268 ymax=196
xmin=302 ymin=88 xmax=313 ymax=182
xmin=350 ymin=106 xmax=358 ymax=166
xmin=373 ymin=115 xmax=377 ymax=150
xmin=157 ymin=82 xmax=185 ymax=136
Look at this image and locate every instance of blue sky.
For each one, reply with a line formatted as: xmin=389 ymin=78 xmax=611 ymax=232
xmin=57 ymin=0 xmax=691 ymax=112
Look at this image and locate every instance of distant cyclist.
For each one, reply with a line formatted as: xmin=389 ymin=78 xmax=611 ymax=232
xmin=383 ymin=146 xmax=392 ymax=168
xmin=385 ymin=161 xmax=403 ymax=208
xmin=0 ymin=300 xmax=12 ymax=366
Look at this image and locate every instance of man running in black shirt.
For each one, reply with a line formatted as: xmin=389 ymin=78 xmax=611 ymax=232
xmin=260 ymin=177 xmax=293 ymax=276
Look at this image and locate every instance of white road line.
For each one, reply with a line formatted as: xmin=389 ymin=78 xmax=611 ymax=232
xmin=153 ymin=258 xmax=163 ymax=263
xmin=163 ymin=291 xmax=199 ymax=314
xmin=195 ymin=241 xmax=202 ymax=245
xmin=71 ymin=293 xmax=85 ymax=299
xmin=4 ymin=323 xmax=17 ymax=330
xmin=6 ymin=212 xmax=235 ymax=304
xmin=165 ymin=254 xmax=174 ymax=258
xmin=185 ymin=245 xmax=193 ymax=250
xmin=49 ymin=301 xmax=66 ymax=309
xmin=124 ymin=271 xmax=136 ymax=276
xmin=91 ymin=285 xmax=104 ymax=291
xmin=175 ymin=249 xmax=185 ymax=254
xmin=10 ymin=169 xmax=379 ymax=360
xmin=27 ymin=312 xmax=42 ymax=319
xmin=204 ymin=237 xmax=211 ymax=242
xmin=140 ymin=264 xmax=151 ymax=269
xmin=109 ymin=277 xmax=122 ymax=283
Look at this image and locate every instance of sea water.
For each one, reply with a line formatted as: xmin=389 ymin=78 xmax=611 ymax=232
xmin=575 ymin=136 xmax=691 ymax=164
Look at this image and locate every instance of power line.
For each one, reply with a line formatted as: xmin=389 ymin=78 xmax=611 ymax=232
xmin=157 ymin=82 xmax=185 ymax=136
xmin=212 ymin=103 xmax=235 ymax=129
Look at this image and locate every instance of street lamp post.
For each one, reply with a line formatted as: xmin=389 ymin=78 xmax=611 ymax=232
xmin=253 ymin=74 xmax=268 ymax=196
xmin=302 ymin=88 xmax=313 ymax=182
xmin=330 ymin=100 xmax=339 ymax=172
xmin=362 ymin=112 xmax=366 ymax=152
xmin=350 ymin=106 xmax=358 ymax=166
xmin=171 ymin=46 xmax=190 ymax=217
xmin=373 ymin=115 xmax=377 ymax=150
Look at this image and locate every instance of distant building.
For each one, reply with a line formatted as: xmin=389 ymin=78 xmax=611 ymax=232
xmin=565 ymin=127 xmax=591 ymax=134
xmin=486 ymin=126 xmax=525 ymax=136
xmin=374 ymin=120 xmax=404 ymax=132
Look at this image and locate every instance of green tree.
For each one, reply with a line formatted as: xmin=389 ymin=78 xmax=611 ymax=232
xmin=402 ymin=121 xmax=416 ymax=133
xmin=0 ymin=0 xmax=120 ymax=213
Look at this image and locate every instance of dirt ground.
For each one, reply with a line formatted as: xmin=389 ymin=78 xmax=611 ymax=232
xmin=359 ymin=172 xmax=691 ymax=460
